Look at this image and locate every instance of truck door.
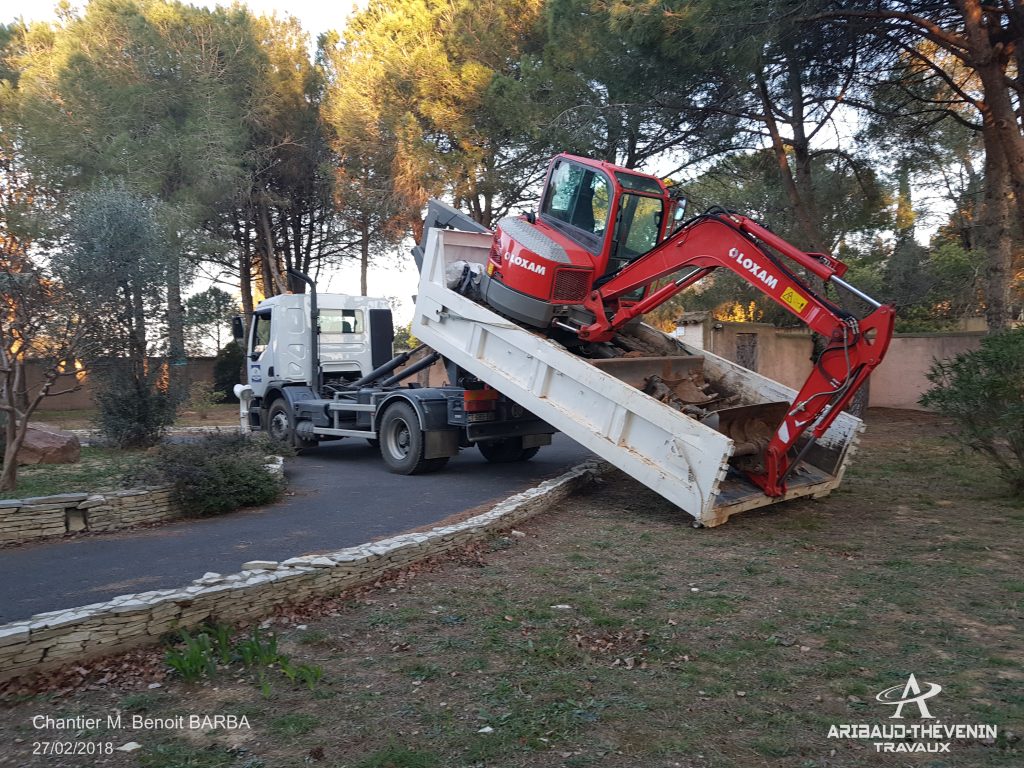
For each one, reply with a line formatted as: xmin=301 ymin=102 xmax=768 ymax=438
xmin=248 ymin=308 xmax=273 ymax=396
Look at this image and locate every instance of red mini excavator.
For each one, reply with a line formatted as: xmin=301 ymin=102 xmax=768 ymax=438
xmin=474 ymin=153 xmax=894 ymax=498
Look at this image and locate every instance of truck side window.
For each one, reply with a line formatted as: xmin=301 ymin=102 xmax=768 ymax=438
xmin=321 ymin=309 xmax=364 ymax=335
xmin=252 ymin=311 xmax=272 ymax=355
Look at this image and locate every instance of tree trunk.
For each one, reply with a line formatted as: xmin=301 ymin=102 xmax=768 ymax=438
xmin=958 ymin=0 xmax=1024 ymax=224
xmin=981 ymin=128 xmax=1014 ymax=331
xmin=360 ymin=217 xmax=370 ymax=297
xmin=258 ymin=202 xmax=288 ymax=295
xmin=1 ymin=361 xmax=60 ymax=491
xmin=786 ymin=55 xmax=828 ymax=255
xmin=754 ymin=67 xmax=829 ymax=257
xmin=0 ymin=374 xmax=17 ymax=491
xmin=0 ymin=450 xmax=17 ymax=492
xmin=130 ymin=283 xmax=147 ymax=377
xmin=166 ymin=251 xmax=187 ymax=402
xmin=239 ymin=225 xmax=254 ymax=332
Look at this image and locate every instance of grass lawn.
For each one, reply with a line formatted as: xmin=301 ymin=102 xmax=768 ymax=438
xmin=0 ymin=447 xmax=150 ymax=500
xmin=0 ymin=410 xmax=1021 ymax=766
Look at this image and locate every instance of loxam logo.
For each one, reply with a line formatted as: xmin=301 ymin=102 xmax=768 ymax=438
xmin=729 ymin=247 xmax=778 ymax=290
xmin=505 ymin=251 xmax=546 ymax=276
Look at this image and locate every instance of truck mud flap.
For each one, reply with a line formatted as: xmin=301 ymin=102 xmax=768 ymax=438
xmin=424 ymin=430 xmax=459 ymax=459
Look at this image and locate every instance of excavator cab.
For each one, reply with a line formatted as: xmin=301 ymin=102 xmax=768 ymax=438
xmin=482 ymin=154 xmax=674 ymax=327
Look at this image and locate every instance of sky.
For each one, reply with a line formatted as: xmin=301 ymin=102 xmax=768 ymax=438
xmin=0 ymin=0 xmax=360 ymax=38
xmin=0 ymin=0 xmax=426 ymax=323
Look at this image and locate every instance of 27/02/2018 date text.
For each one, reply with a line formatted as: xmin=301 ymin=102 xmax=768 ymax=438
xmin=33 ymin=741 xmax=115 ymax=756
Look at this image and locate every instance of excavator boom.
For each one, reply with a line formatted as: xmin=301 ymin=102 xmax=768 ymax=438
xmin=577 ymin=211 xmax=893 ymax=496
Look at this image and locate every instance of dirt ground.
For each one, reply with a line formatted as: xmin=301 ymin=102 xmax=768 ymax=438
xmin=0 ymin=409 xmax=1021 ymax=767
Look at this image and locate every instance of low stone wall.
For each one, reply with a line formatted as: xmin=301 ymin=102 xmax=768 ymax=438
xmin=0 ymin=488 xmax=180 ymax=544
xmin=0 ymin=457 xmax=284 ymax=545
xmin=0 ymin=460 xmax=601 ymax=682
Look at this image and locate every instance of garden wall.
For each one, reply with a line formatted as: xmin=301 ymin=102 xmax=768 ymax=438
xmin=0 ymin=488 xmax=181 ymax=544
xmin=672 ymin=318 xmax=991 ymax=411
xmin=0 ymin=457 xmax=284 ymax=545
xmin=868 ymin=332 xmax=986 ymax=410
xmin=0 ymin=461 xmax=601 ymax=682
xmin=23 ymin=357 xmax=217 ymax=412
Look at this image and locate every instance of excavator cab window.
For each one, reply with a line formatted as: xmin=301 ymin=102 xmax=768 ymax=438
xmin=541 ymin=160 xmax=611 ymax=238
xmin=605 ymin=192 xmax=665 ymax=278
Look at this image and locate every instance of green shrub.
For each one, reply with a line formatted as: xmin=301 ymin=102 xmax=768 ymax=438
xmin=137 ymin=433 xmax=289 ymax=516
xmin=181 ymin=380 xmax=225 ymax=419
xmin=920 ymin=328 xmax=1024 ymax=495
xmin=93 ymin=365 xmax=177 ymax=448
xmin=165 ymin=629 xmax=218 ymax=682
xmin=213 ymin=340 xmax=244 ymax=403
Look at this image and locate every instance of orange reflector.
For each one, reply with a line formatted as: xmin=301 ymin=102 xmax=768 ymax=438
xmin=464 ymin=388 xmax=498 ymax=412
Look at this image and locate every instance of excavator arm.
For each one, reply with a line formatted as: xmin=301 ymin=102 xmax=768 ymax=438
xmin=579 ymin=211 xmax=895 ymax=497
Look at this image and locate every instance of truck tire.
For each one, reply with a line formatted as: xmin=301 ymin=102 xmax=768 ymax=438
xmin=477 ymin=438 xmax=540 ymax=463
xmin=267 ymin=399 xmax=317 ymax=452
xmin=379 ymin=401 xmax=448 ymax=474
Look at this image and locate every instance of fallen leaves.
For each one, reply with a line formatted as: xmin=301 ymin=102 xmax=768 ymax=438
xmin=0 ymin=646 xmax=167 ymax=700
xmin=572 ymin=628 xmax=652 ymax=669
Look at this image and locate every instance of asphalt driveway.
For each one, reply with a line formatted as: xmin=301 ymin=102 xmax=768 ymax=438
xmin=0 ymin=435 xmax=591 ymax=623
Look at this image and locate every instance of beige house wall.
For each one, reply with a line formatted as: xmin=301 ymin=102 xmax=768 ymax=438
xmin=867 ymin=333 xmax=985 ymax=410
xmin=23 ymin=358 xmax=218 ymax=412
xmin=673 ymin=319 xmax=988 ymax=411
xmin=704 ymin=321 xmax=815 ymax=392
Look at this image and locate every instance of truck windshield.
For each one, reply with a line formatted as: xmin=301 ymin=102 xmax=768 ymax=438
xmin=321 ymin=309 xmax=364 ymax=335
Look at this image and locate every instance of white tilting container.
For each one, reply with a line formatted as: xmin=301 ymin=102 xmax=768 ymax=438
xmin=413 ymin=229 xmax=863 ymax=527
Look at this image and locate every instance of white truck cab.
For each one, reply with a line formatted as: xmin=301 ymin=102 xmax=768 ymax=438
xmin=246 ymin=292 xmax=394 ymax=399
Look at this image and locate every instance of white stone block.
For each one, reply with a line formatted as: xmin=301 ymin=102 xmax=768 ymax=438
xmin=0 ymin=624 xmax=30 ymax=647
xmin=241 ymin=560 xmax=278 ymax=571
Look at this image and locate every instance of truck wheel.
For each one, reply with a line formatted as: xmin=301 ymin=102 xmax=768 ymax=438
xmin=477 ymin=438 xmax=540 ymax=463
xmin=379 ymin=401 xmax=448 ymax=474
xmin=267 ymin=399 xmax=317 ymax=452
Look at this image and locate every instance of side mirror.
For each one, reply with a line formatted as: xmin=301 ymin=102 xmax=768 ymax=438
xmin=232 ymin=316 xmax=245 ymax=341
xmin=673 ymin=200 xmax=688 ymax=222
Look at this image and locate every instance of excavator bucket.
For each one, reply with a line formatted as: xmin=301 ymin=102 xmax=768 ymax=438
xmin=593 ymin=356 xmax=794 ymax=475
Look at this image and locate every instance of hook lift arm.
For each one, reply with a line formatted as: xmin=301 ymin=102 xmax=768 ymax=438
xmin=576 ymin=211 xmax=895 ymax=497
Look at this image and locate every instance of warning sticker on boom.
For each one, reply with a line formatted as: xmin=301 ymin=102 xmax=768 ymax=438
xmin=781 ymin=287 xmax=808 ymax=314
